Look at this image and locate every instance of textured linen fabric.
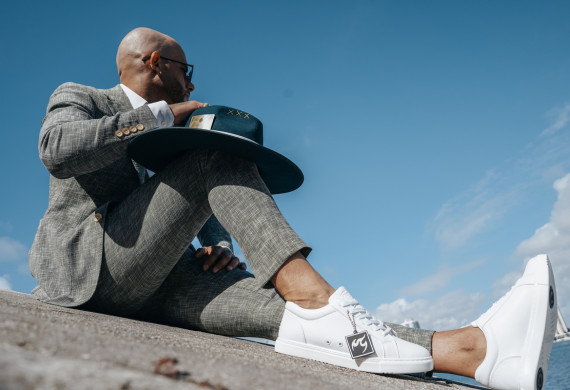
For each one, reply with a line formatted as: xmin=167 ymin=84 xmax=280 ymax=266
xmin=84 ymin=149 xmax=310 ymax=315
xmin=29 ymin=83 xmax=232 ymax=306
xmin=386 ymin=324 xmax=435 ymax=353
xmin=81 ymin=148 xmax=433 ymax=345
xmin=85 ymin=248 xmax=287 ymax=340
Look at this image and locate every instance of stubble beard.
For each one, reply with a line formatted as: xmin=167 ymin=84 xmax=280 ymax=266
xmin=163 ymin=76 xmax=187 ymax=104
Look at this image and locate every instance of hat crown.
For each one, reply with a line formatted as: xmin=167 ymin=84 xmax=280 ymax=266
xmin=186 ymin=105 xmax=263 ymax=146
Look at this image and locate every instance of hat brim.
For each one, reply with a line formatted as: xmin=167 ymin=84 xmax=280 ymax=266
xmin=128 ymin=127 xmax=304 ymax=194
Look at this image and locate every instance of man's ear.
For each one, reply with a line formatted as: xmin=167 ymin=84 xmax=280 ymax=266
xmin=148 ymin=51 xmax=161 ymax=74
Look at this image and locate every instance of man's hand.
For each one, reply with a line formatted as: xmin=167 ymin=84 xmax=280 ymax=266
xmin=196 ymin=246 xmax=247 ymax=273
xmin=169 ymin=101 xmax=210 ymax=126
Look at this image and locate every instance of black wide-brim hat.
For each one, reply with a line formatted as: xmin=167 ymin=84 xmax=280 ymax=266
xmin=128 ymin=105 xmax=304 ymax=194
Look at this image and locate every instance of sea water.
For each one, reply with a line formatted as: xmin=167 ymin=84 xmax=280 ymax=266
xmin=435 ymin=340 xmax=570 ymax=389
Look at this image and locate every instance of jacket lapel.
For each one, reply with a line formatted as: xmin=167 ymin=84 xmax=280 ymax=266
xmin=105 ymin=85 xmax=148 ymax=184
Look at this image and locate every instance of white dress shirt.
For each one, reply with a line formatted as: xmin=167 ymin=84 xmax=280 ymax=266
xmin=120 ymin=84 xmax=174 ymax=128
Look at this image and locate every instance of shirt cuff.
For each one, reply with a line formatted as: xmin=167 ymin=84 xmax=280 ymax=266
xmin=219 ymin=245 xmax=233 ymax=255
xmin=147 ymin=101 xmax=174 ymax=128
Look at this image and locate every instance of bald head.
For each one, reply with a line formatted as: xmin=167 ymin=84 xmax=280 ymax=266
xmin=116 ymin=28 xmax=192 ymax=104
xmin=116 ymin=27 xmax=185 ymax=78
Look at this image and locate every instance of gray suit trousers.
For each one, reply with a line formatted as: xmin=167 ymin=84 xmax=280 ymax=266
xmin=83 ymin=150 xmax=434 ymax=350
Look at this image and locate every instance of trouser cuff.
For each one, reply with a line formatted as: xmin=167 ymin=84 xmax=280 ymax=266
xmin=385 ymin=323 xmax=436 ymax=354
xmin=254 ymin=243 xmax=312 ymax=289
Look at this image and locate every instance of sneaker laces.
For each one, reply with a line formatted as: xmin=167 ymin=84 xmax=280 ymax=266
xmin=339 ymin=298 xmax=395 ymax=337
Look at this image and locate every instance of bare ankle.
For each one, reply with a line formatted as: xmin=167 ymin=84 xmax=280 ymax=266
xmin=271 ymin=252 xmax=335 ymax=310
xmin=432 ymin=326 xmax=487 ymax=378
xmin=283 ymin=287 xmax=335 ymax=309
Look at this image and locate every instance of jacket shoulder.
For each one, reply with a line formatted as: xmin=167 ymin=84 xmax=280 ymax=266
xmin=46 ymin=83 xmax=117 ymax=115
xmin=51 ymin=82 xmax=108 ymax=98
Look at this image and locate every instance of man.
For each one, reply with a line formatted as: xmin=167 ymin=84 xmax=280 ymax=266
xmin=30 ymin=27 xmax=557 ymax=389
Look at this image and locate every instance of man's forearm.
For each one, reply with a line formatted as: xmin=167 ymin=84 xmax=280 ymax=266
xmin=197 ymin=214 xmax=233 ymax=252
xmin=39 ymin=83 xmax=158 ymax=179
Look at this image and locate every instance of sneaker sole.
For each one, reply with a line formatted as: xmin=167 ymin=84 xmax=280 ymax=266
xmin=275 ymin=338 xmax=434 ymax=374
xmin=520 ymin=255 xmax=557 ymax=390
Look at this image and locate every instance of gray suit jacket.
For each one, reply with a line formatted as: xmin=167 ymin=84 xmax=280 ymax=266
xmin=30 ymin=83 xmax=232 ymax=307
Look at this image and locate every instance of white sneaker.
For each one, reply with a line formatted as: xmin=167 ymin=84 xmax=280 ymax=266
xmin=275 ymin=287 xmax=433 ymax=374
xmin=473 ymin=254 xmax=557 ymax=390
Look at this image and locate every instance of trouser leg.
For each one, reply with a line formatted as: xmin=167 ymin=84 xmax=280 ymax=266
xmin=86 ymin=150 xmax=309 ymax=315
xmin=129 ymin=256 xmax=437 ymax=345
xmin=84 ymin=149 xmax=434 ymax=350
xmin=130 ymin=249 xmax=286 ymax=340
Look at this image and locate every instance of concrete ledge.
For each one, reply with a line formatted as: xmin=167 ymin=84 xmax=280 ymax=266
xmin=0 ymin=289 xmax=477 ymax=390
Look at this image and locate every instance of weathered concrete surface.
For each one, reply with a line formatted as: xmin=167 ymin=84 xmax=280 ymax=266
xmin=0 ymin=289 xmax=477 ymax=390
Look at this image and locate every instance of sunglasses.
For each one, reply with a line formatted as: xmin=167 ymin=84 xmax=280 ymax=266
xmin=142 ymin=56 xmax=194 ymax=84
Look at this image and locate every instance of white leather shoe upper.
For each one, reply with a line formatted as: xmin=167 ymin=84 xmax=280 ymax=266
xmin=472 ymin=254 xmax=557 ymax=390
xmin=279 ymin=287 xmax=431 ymax=361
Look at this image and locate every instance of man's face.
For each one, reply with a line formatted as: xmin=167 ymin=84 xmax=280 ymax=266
xmin=161 ymin=47 xmax=193 ymax=103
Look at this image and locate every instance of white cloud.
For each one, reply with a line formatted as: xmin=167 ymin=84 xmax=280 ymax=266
xmin=375 ymin=290 xmax=485 ymax=331
xmin=431 ymin=100 xmax=570 ymax=252
xmin=0 ymin=237 xmax=28 ymax=262
xmin=0 ymin=274 xmax=12 ymax=290
xmin=409 ymin=172 xmax=570 ymax=333
xmin=416 ymin=102 xmax=570 ymax=331
xmin=541 ymin=102 xmax=570 ymax=136
xmin=400 ymin=258 xmax=486 ymax=296
xmin=432 ymin=170 xmax=523 ymax=251
xmin=513 ymin=173 xmax=570 ymax=320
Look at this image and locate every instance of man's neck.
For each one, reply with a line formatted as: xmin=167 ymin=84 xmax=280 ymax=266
xmin=120 ymin=77 xmax=170 ymax=104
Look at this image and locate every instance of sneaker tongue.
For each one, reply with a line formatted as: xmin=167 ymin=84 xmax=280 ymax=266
xmin=329 ymin=286 xmax=355 ymax=304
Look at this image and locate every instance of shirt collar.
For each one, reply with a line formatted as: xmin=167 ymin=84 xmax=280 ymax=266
xmin=120 ymin=84 xmax=147 ymax=109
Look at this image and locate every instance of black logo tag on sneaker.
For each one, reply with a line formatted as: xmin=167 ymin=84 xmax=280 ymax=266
xmin=345 ymin=331 xmax=375 ymax=359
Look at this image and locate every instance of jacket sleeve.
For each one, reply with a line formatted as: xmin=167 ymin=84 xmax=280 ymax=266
xmin=196 ymin=215 xmax=233 ymax=252
xmin=39 ymin=83 xmax=159 ymax=179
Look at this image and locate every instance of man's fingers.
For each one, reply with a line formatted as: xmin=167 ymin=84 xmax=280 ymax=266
xmin=212 ymin=251 xmax=233 ymax=273
xmin=199 ymin=246 xmax=236 ymax=272
xmin=196 ymin=246 xmax=213 ymax=259
xmin=170 ymin=100 xmax=209 ymax=126
xmin=238 ymin=262 xmax=247 ymax=270
xmin=226 ymin=257 xmax=241 ymax=272
xmin=188 ymin=100 xmax=208 ymax=111
xmin=203 ymin=246 xmax=223 ymax=270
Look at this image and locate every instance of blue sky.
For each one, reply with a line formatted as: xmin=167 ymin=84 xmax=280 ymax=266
xmin=1 ymin=0 xmax=570 ymax=330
